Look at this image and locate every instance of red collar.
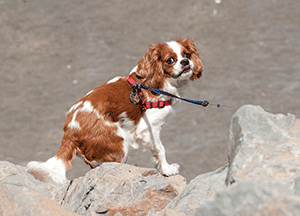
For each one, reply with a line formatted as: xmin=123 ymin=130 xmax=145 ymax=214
xmin=124 ymin=76 xmax=172 ymax=110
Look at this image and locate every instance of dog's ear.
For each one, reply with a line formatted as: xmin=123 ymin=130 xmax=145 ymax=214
xmin=136 ymin=43 xmax=164 ymax=89
xmin=177 ymin=38 xmax=203 ymax=81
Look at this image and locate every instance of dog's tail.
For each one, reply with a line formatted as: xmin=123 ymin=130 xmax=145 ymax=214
xmin=26 ymin=156 xmax=67 ymax=184
xmin=26 ymin=134 xmax=77 ymax=184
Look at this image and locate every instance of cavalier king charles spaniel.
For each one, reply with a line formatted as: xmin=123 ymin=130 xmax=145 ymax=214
xmin=26 ymin=37 xmax=203 ymax=184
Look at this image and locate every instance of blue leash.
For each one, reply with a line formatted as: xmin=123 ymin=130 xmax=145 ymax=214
xmin=127 ymin=77 xmax=300 ymax=116
xmin=139 ymin=83 xmax=209 ymax=107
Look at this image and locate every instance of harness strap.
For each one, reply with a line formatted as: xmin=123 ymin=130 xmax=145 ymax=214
xmin=125 ymin=76 xmax=138 ymax=85
xmin=125 ymin=76 xmax=172 ymax=110
xmin=125 ymin=75 xmax=209 ymax=108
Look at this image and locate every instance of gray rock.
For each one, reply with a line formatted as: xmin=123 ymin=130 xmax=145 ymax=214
xmin=192 ymin=105 xmax=300 ymax=215
xmin=0 ymin=184 xmax=78 ymax=216
xmin=194 ymin=179 xmax=300 ymax=215
xmin=159 ymin=208 xmax=187 ymax=216
xmin=3 ymin=105 xmax=300 ymax=215
xmin=0 ymin=161 xmax=75 ymax=215
xmin=0 ymin=176 xmax=76 ymax=216
xmin=0 ymin=161 xmax=68 ymax=202
xmin=294 ymin=177 xmax=300 ymax=196
xmin=0 ymin=161 xmax=186 ymax=216
xmin=161 ymin=105 xmax=300 ymax=215
xmin=161 ymin=164 xmax=228 ymax=215
xmin=60 ymin=162 xmax=186 ymax=216
xmin=226 ymin=105 xmax=300 ymax=187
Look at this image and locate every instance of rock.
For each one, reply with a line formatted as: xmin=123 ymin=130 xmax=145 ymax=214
xmin=194 ymin=179 xmax=300 ymax=215
xmin=161 ymin=164 xmax=228 ymax=215
xmin=159 ymin=208 xmax=187 ymax=216
xmin=0 ymin=161 xmax=185 ymax=216
xmin=2 ymin=105 xmax=300 ymax=215
xmin=0 ymin=161 xmax=68 ymax=202
xmin=192 ymin=105 xmax=300 ymax=215
xmin=226 ymin=105 xmax=300 ymax=187
xmin=0 ymin=183 xmax=77 ymax=216
xmin=0 ymin=161 xmax=75 ymax=216
xmin=160 ymin=105 xmax=300 ymax=215
xmin=60 ymin=162 xmax=186 ymax=216
xmin=166 ymin=175 xmax=187 ymax=194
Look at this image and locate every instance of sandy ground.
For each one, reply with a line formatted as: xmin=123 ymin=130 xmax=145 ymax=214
xmin=1 ymin=0 xmax=299 ymax=182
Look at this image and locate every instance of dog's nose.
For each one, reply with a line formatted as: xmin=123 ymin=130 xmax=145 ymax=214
xmin=180 ymin=59 xmax=189 ymax=66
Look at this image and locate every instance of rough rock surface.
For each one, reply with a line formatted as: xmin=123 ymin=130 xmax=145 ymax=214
xmin=0 ymin=161 xmax=76 ymax=215
xmin=161 ymin=164 xmax=228 ymax=215
xmin=0 ymin=161 xmax=186 ymax=216
xmin=60 ymin=163 xmax=186 ymax=216
xmin=0 ymin=184 xmax=77 ymax=216
xmin=159 ymin=105 xmax=300 ymax=215
xmin=0 ymin=161 xmax=68 ymax=201
xmin=226 ymin=105 xmax=300 ymax=187
xmin=2 ymin=105 xmax=300 ymax=215
xmin=194 ymin=179 xmax=300 ymax=216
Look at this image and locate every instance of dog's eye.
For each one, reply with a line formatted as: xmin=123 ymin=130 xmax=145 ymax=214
xmin=184 ymin=53 xmax=191 ymax=59
xmin=166 ymin=57 xmax=175 ymax=64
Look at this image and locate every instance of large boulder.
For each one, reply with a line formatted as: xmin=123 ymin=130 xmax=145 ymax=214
xmin=0 ymin=161 xmax=68 ymax=202
xmin=160 ymin=164 xmax=228 ymax=215
xmin=0 ymin=184 xmax=77 ymax=216
xmin=159 ymin=105 xmax=300 ymax=215
xmin=0 ymin=161 xmax=186 ymax=216
xmin=0 ymin=161 xmax=76 ymax=216
xmin=60 ymin=162 xmax=186 ymax=216
xmin=2 ymin=105 xmax=300 ymax=215
xmin=194 ymin=179 xmax=300 ymax=216
xmin=226 ymin=105 xmax=300 ymax=186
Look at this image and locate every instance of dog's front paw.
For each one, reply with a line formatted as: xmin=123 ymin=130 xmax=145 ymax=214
xmin=160 ymin=163 xmax=180 ymax=176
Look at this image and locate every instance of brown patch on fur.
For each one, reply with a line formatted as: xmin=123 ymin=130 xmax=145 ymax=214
xmin=54 ymin=78 xmax=145 ymax=169
xmin=150 ymin=147 xmax=160 ymax=164
xmin=55 ymin=132 xmax=77 ymax=170
xmin=136 ymin=44 xmax=166 ymax=90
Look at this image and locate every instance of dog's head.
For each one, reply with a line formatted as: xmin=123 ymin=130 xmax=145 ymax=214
xmin=136 ymin=38 xmax=203 ymax=89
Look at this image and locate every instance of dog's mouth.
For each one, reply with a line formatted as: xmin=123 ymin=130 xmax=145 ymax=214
xmin=183 ymin=65 xmax=190 ymax=72
xmin=176 ymin=65 xmax=191 ymax=77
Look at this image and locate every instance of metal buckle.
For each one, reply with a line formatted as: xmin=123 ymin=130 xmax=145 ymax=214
xmin=130 ymin=83 xmax=142 ymax=104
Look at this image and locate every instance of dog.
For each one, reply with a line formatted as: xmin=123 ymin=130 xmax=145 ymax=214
xmin=26 ymin=38 xmax=203 ymax=184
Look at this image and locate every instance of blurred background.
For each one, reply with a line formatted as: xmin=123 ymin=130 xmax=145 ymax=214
xmin=1 ymin=0 xmax=299 ymax=182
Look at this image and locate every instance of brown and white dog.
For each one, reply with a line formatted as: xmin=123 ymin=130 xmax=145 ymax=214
xmin=26 ymin=38 xmax=203 ymax=184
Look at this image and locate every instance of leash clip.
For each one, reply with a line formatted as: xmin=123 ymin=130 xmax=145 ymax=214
xmin=202 ymin=100 xmax=209 ymax=107
xmin=130 ymin=83 xmax=142 ymax=104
